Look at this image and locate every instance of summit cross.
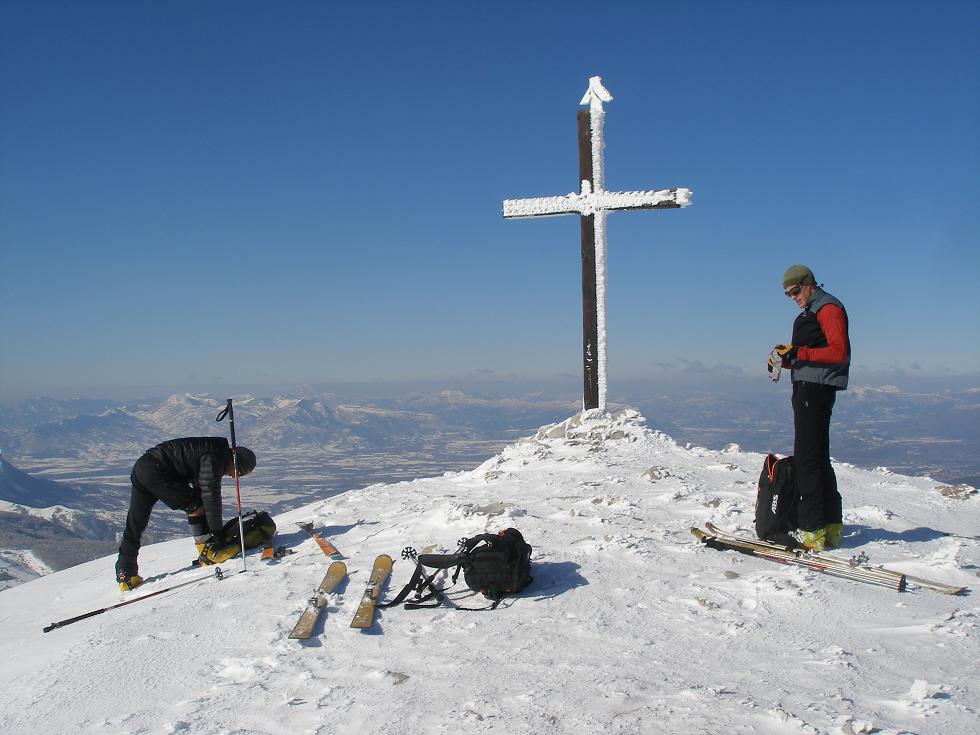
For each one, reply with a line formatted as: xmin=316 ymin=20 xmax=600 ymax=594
xmin=502 ymin=76 xmax=692 ymax=412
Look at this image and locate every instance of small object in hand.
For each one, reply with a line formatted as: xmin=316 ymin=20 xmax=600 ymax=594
xmin=767 ymin=349 xmax=782 ymax=382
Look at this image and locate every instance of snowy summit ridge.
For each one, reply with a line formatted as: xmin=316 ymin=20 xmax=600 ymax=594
xmin=0 ymin=409 xmax=977 ymax=734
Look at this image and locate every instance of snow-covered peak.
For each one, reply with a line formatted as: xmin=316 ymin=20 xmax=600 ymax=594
xmin=0 ymin=410 xmax=976 ymax=733
xmin=528 ymin=407 xmax=671 ymax=448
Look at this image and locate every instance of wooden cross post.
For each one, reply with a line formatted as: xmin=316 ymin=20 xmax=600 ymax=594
xmin=502 ymin=76 xmax=692 ymax=413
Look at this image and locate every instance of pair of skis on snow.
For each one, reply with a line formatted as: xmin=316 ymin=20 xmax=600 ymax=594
xmin=692 ymin=523 xmax=966 ymax=595
xmin=286 ymin=521 xmax=393 ymax=639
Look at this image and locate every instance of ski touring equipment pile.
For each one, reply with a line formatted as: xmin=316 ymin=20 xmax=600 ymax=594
xmin=706 ymin=522 xmax=967 ymax=595
xmin=693 ymin=524 xmax=966 ymax=595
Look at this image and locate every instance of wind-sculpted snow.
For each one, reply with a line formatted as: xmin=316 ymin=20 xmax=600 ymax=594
xmin=0 ymin=410 xmax=976 ymax=734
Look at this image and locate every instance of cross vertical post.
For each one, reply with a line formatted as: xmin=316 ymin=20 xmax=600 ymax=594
xmin=502 ymin=76 xmax=692 ymax=413
xmin=577 ymin=109 xmax=599 ymax=410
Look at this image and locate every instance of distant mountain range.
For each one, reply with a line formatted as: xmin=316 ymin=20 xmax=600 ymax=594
xmin=2 ymin=385 xmax=977 ymax=479
xmin=0 ymin=384 xmax=976 ymax=590
xmin=0 ymin=393 xmax=549 ymax=458
xmin=0 ymin=457 xmax=120 ymax=588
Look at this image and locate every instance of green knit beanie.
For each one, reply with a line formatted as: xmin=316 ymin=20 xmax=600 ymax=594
xmin=782 ymin=264 xmax=815 ymax=289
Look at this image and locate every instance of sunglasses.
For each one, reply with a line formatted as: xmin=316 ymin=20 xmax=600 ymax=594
xmin=785 ymin=284 xmax=803 ymax=298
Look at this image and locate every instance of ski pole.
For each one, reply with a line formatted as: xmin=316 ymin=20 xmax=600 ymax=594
xmin=43 ymin=567 xmax=224 ymax=633
xmin=216 ymin=398 xmax=248 ymax=573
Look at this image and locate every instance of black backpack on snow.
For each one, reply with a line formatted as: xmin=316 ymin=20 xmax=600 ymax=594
xmin=754 ymin=454 xmax=799 ymax=547
xmin=383 ymin=528 xmax=533 ymax=611
xmin=435 ymin=528 xmax=533 ymax=601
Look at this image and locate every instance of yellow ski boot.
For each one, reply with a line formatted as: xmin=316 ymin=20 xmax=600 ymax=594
xmin=117 ymin=571 xmax=144 ymax=592
xmin=801 ymin=527 xmax=827 ymax=552
xmin=197 ymin=537 xmax=241 ymax=566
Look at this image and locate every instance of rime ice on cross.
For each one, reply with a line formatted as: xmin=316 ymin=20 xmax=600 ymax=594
xmin=502 ymin=76 xmax=692 ymax=413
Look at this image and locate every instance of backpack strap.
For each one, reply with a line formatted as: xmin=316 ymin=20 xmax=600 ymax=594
xmin=445 ymin=594 xmax=505 ymax=612
xmin=377 ymin=548 xmax=448 ymax=611
xmin=417 ymin=552 xmax=468 ymax=569
xmin=766 ymin=454 xmax=778 ymax=483
xmin=464 ymin=533 xmax=501 ymax=550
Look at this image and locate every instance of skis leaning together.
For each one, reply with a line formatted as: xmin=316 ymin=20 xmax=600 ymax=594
xmin=693 ymin=523 xmax=966 ymax=595
xmin=350 ymin=554 xmax=393 ymax=629
xmin=288 ymin=560 xmax=347 ymax=640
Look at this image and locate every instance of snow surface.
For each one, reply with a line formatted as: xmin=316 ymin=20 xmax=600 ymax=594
xmin=0 ymin=410 xmax=977 ymax=734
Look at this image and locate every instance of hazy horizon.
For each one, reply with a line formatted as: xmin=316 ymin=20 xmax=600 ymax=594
xmin=2 ymin=3 xmax=978 ymax=399
xmin=2 ymin=367 xmax=978 ymax=404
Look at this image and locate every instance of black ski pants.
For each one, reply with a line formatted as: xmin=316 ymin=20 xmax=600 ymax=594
xmin=116 ymin=454 xmax=204 ymax=575
xmin=792 ymin=381 xmax=843 ymax=532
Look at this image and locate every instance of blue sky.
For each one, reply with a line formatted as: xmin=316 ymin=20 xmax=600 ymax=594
xmin=2 ymin=1 xmax=978 ymax=400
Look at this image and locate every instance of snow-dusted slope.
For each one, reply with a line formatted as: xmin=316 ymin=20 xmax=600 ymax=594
xmin=0 ymin=410 xmax=976 ymax=734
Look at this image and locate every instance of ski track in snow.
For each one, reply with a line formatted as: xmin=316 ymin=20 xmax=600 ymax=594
xmin=0 ymin=410 xmax=977 ymax=734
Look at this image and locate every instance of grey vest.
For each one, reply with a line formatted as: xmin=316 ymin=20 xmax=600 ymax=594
xmin=791 ymin=287 xmax=850 ymax=390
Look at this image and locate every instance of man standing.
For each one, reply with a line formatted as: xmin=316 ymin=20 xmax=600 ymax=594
xmin=115 ymin=437 xmax=256 ymax=590
xmin=773 ymin=265 xmax=850 ymax=551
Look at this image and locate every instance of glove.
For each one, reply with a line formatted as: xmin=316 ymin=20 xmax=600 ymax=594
xmin=774 ymin=344 xmax=798 ymax=361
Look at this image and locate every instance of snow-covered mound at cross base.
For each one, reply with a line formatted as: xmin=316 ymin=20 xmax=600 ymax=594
xmin=0 ymin=409 xmax=976 ymax=734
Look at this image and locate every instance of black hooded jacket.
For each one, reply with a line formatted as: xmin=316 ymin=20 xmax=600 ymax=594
xmin=146 ymin=437 xmax=230 ymax=537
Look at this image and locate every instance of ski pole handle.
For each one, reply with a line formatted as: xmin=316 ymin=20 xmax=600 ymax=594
xmin=216 ymin=399 xmax=238 ymax=449
xmin=43 ymin=608 xmax=106 ymax=633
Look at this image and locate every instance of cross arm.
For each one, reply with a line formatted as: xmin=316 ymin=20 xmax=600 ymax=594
xmin=502 ymin=186 xmax=692 ymax=219
xmin=591 ymin=187 xmax=693 ymax=213
xmin=502 ymin=194 xmax=582 ymax=219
